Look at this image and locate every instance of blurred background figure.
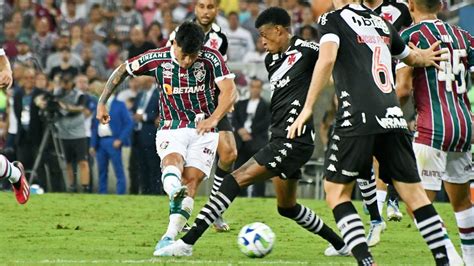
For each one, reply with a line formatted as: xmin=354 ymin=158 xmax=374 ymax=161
xmin=232 ymin=78 xmax=270 ymax=197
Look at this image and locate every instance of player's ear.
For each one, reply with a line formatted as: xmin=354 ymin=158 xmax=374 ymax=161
xmin=408 ymin=0 xmax=415 ymax=12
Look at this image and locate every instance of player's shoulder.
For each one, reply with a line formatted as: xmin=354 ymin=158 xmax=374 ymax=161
xmin=399 ymin=22 xmax=422 ymax=39
xmin=210 ymin=23 xmax=223 ymax=34
xmin=318 ymin=9 xmax=340 ymax=25
xmin=293 ymin=37 xmax=319 ymax=53
xmin=200 ymin=46 xmax=224 ymax=64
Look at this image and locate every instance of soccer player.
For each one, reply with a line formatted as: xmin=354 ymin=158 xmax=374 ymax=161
xmin=396 ymin=0 xmax=474 ymax=264
xmin=0 ymin=48 xmax=30 ymax=204
xmin=287 ymin=0 xmax=450 ymax=265
xmin=167 ymin=0 xmax=235 ymax=232
xmin=154 ymin=7 xmax=350 ymax=257
xmin=95 ymin=22 xmax=237 ymax=252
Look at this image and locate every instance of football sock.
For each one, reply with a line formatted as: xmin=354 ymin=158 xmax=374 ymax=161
xmin=182 ymin=174 xmax=240 ymax=245
xmin=376 ymin=189 xmax=387 ymax=216
xmin=0 ymin=155 xmax=21 ymax=184
xmin=161 ymin=165 xmax=182 ymax=196
xmin=210 ymin=166 xmax=228 ymax=199
xmin=164 ymin=196 xmax=194 ymax=239
xmin=387 ymin=184 xmax=400 ymax=202
xmin=333 ymin=202 xmax=374 ymax=266
xmin=278 ymin=204 xmax=345 ymax=250
xmin=357 ymin=177 xmax=382 ymax=222
xmin=455 ymin=207 xmax=474 ymax=265
xmin=413 ymin=204 xmax=449 ymax=266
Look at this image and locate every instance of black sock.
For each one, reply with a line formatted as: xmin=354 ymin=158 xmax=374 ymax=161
xmin=387 ymin=184 xmax=400 ymax=203
xmin=210 ymin=166 xmax=229 ymax=198
xmin=357 ymin=177 xmax=382 ymax=222
xmin=182 ymin=174 xmax=240 ymax=245
xmin=278 ymin=204 xmax=345 ymax=250
xmin=413 ymin=204 xmax=449 ymax=266
xmin=333 ymin=202 xmax=374 ymax=266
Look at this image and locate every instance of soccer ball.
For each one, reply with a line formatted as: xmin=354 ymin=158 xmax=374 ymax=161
xmin=237 ymin=222 xmax=275 ymax=258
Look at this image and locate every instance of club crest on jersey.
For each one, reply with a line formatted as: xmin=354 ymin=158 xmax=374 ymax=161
xmin=131 ymin=60 xmax=140 ymax=71
xmin=193 ymin=62 xmax=206 ymax=82
xmin=351 ymin=14 xmax=390 ymax=34
xmin=375 ymin=106 xmax=408 ymax=129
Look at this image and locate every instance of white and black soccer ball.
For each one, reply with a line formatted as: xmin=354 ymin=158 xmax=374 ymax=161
xmin=237 ymin=222 xmax=275 ymax=258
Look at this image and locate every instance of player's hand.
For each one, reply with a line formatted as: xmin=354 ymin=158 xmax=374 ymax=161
xmin=96 ymin=103 xmax=111 ymax=124
xmin=133 ymin=113 xmax=144 ymax=122
xmin=0 ymin=70 xmax=13 ymax=90
xmin=197 ymin=117 xmax=218 ymax=135
xmin=287 ymin=108 xmax=313 ymax=139
xmin=409 ymin=41 xmax=447 ymax=70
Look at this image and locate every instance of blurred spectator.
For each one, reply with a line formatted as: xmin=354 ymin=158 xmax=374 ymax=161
xmin=31 ymin=18 xmax=58 ymax=69
xmin=299 ymin=25 xmax=318 ymax=41
xmin=53 ymin=74 xmax=90 ymax=192
xmin=117 ymin=77 xmax=140 ymax=104
xmin=57 ymin=0 xmax=87 ymax=36
xmin=131 ymin=78 xmax=162 ymax=195
xmin=14 ymin=37 xmax=36 ymax=69
xmin=60 ymin=0 xmax=88 ymax=20
xmin=73 ymin=24 xmax=108 ymax=75
xmin=45 ymin=34 xmax=83 ymax=75
xmin=243 ymin=37 xmax=266 ymax=64
xmin=283 ymin=0 xmax=302 ymax=28
xmin=49 ymin=47 xmax=80 ymax=82
xmin=80 ymin=46 xmax=107 ymax=80
xmin=11 ymin=11 xmax=33 ymax=37
xmin=241 ymin=0 xmax=261 ymax=43
xmin=13 ymin=68 xmax=44 ymax=183
xmin=226 ymin=11 xmax=255 ymax=62
xmin=136 ymin=0 xmax=160 ymax=28
xmin=161 ymin=10 xmax=177 ymax=39
xmin=17 ymin=0 xmax=35 ymax=32
xmin=90 ymin=93 xmax=133 ymax=195
xmin=2 ymin=22 xmax=19 ymax=59
xmin=146 ymin=22 xmax=168 ymax=48
xmin=70 ymin=25 xmax=82 ymax=51
xmin=168 ymin=0 xmax=189 ymax=23
xmin=128 ymin=26 xmax=156 ymax=58
xmin=232 ymin=78 xmax=270 ymax=197
xmin=221 ymin=0 xmax=240 ymax=15
xmin=88 ymin=5 xmax=108 ymax=41
xmin=35 ymin=0 xmax=61 ymax=32
xmin=85 ymin=65 xmax=100 ymax=83
xmin=113 ymin=0 xmax=144 ymax=45
xmin=238 ymin=1 xmax=250 ymax=23
xmin=105 ymin=39 xmax=122 ymax=71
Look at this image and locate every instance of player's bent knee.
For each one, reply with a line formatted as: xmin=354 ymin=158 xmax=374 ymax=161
xmin=277 ymin=205 xmax=299 ymax=218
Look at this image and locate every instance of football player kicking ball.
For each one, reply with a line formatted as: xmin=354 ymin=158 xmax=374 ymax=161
xmin=0 ymin=48 xmax=30 ymax=204
xmin=154 ymin=7 xmax=350 ymax=257
xmin=95 ymin=22 xmax=237 ymax=254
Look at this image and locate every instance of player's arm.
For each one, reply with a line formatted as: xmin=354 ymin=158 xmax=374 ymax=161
xmin=196 ymin=77 xmax=237 ymax=134
xmin=287 ymin=40 xmax=338 ymax=139
xmin=96 ymin=63 xmax=130 ymax=124
xmin=0 ymin=50 xmax=13 ymax=90
xmin=395 ymin=65 xmax=414 ymax=107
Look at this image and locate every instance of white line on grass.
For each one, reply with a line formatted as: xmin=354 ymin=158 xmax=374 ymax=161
xmin=12 ymin=259 xmax=322 ymax=265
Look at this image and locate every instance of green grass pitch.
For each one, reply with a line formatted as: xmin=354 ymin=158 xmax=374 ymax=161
xmin=0 ymin=192 xmax=461 ymax=265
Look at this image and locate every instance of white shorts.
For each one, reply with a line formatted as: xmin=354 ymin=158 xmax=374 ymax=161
xmin=156 ymin=128 xmax=218 ymax=178
xmin=413 ymin=142 xmax=472 ymax=191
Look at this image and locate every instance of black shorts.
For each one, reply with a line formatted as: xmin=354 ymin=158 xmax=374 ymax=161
xmin=62 ymin=138 xmax=89 ymax=163
xmin=217 ymin=116 xmax=233 ymax=132
xmin=253 ymin=138 xmax=314 ymax=180
xmin=324 ymin=132 xmax=420 ymax=184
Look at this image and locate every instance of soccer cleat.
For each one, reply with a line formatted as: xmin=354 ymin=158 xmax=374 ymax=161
xmin=12 ymin=162 xmax=30 ymax=204
xmin=367 ymin=220 xmax=386 ymax=247
xmin=213 ymin=216 xmax=230 ymax=232
xmin=386 ymin=199 xmax=403 ymax=222
xmin=169 ymin=185 xmax=188 ymax=212
xmin=155 ymin=236 xmax=174 ymax=251
xmin=324 ymin=244 xmax=351 ymax=257
xmin=362 ymin=203 xmax=370 ymax=215
xmin=153 ymin=239 xmax=193 ymax=257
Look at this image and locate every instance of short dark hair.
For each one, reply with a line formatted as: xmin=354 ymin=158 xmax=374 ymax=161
xmin=255 ymin=7 xmax=291 ymax=29
xmin=414 ymin=0 xmax=442 ymax=13
xmin=175 ymin=22 xmax=205 ymax=54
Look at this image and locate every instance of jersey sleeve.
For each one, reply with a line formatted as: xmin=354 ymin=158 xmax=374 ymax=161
xmin=389 ymin=22 xmax=409 ymax=60
xmin=0 ymin=48 xmax=5 ymax=56
xmin=204 ymin=49 xmax=235 ymax=82
xmin=318 ymin=12 xmax=341 ymax=47
xmin=125 ymin=49 xmax=162 ymax=77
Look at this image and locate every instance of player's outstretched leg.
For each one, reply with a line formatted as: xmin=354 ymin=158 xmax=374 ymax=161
xmin=156 ymin=164 xmax=188 ymax=250
xmin=0 ymin=155 xmax=30 ymax=204
xmin=210 ymin=130 xmax=237 ymax=232
xmin=357 ymin=176 xmax=385 ymax=247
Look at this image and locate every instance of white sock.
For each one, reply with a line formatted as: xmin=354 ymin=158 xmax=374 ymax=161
xmin=161 ymin=165 xmax=182 ymax=196
xmin=163 ymin=197 xmax=194 ymax=240
xmin=455 ymin=207 xmax=474 ymax=265
xmin=376 ymin=190 xmax=387 ymax=216
xmin=0 ymin=155 xmax=21 ymax=183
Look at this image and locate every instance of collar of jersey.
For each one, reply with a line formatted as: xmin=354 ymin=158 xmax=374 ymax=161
xmin=170 ymin=45 xmax=180 ymax=66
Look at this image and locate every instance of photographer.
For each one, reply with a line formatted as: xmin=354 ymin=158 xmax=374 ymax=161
xmin=54 ymin=73 xmax=90 ymax=192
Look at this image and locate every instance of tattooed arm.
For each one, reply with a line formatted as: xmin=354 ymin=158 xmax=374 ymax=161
xmin=96 ymin=63 xmax=130 ymax=124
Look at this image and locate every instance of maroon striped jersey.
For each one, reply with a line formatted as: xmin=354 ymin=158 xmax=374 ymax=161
xmin=125 ymin=46 xmax=234 ymax=130
xmin=400 ymin=19 xmax=474 ymax=152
